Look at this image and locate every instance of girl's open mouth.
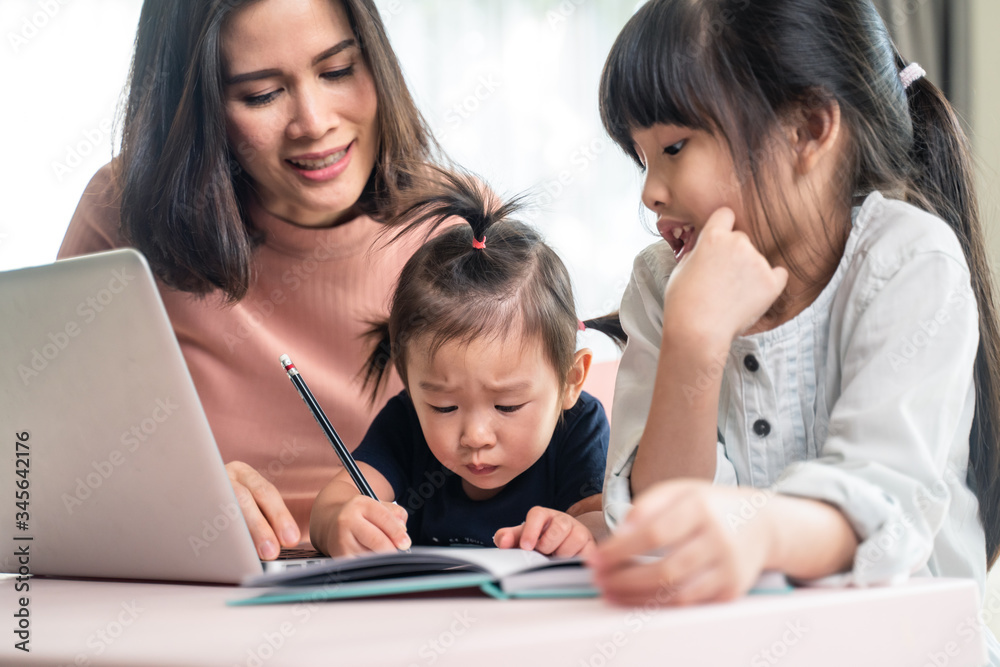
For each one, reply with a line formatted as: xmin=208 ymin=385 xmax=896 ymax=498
xmin=667 ymin=224 xmax=696 ymax=261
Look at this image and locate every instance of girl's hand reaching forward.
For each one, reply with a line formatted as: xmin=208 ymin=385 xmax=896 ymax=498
xmin=588 ymin=481 xmax=773 ymax=606
xmin=663 ymin=208 xmax=788 ymax=348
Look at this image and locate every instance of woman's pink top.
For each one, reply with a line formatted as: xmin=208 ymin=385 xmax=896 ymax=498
xmin=58 ymin=163 xmax=422 ymax=536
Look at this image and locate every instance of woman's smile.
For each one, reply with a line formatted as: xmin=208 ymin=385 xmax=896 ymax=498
xmin=222 ymin=0 xmax=379 ymax=227
xmin=286 ymin=141 xmax=354 ymax=182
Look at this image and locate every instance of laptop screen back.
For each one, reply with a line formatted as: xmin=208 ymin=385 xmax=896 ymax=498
xmin=0 ymin=249 xmax=263 ymax=584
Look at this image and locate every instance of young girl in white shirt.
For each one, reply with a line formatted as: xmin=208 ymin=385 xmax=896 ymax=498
xmin=590 ymin=0 xmax=1000 ymax=640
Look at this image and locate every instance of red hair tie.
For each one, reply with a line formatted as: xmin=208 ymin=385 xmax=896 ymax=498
xmin=578 ymin=320 xmax=587 ymax=332
xmin=472 ymin=236 xmax=487 ymax=250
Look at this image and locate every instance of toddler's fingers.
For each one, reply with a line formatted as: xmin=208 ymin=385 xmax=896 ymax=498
xmin=533 ymin=516 xmax=573 ymax=555
xmin=575 ymin=539 xmax=598 ymax=560
xmin=342 ymin=522 xmax=395 ymax=556
xmin=338 ymin=532 xmax=366 ymax=557
xmin=392 ymin=530 xmax=412 ymax=551
xmin=353 ymin=518 xmax=403 ymax=554
xmin=518 ymin=508 xmax=554 ymax=551
xmin=387 ymin=522 xmax=412 ymax=551
xmin=382 ymin=503 xmax=411 ymax=549
xmin=551 ymin=528 xmax=595 ymax=558
xmin=493 ymin=526 xmax=522 ymax=549
xmin=390 ymin=502 xmax=409 ymax=524
xmin=358 ymin=501 xmax=410 ymax=551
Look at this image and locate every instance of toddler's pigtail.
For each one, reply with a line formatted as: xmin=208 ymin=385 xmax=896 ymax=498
xmin=902 ymin=55 xmax=1000 ymax=567
xmin=581 ymin=312 xmax=628 ymax=350
xmin=368 ymin=164 xmax=596 ymax=405
xmin=388 ymin=165 xmax=525 ymax=251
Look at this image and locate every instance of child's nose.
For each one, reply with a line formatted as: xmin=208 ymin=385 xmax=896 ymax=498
xmin=460 ymin=415 xmax=495 ymax=449
xmin=641 ymin=171 xmax=670 ymax=213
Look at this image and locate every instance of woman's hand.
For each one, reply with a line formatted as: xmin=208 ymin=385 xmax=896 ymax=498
xmin=663 ymin=208 xmax=788 ymax=347
xmin=495 ymin=506 xmax=597 ymax=558
xmin=325 ymin=496 xmax=411 ymax=557
xmin=226 ymin=460 xmax=300 ymax=560
xmin=589 ymin=480 xmax=774 ymax=606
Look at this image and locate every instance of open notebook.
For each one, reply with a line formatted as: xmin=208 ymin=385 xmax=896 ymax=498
xmin=231 ymin=546 xmax=793 ymax=605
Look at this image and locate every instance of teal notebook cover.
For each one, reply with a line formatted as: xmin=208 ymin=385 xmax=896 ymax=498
xmin=231 ymin=547 xmax=599 ymax=605
xmin=228 ymin=574 xmax=600 ymax=606
xmin=229 ymin=573 xmax=499 ymax=606
xmin=229 ymin=547 xmax=791 ymax=606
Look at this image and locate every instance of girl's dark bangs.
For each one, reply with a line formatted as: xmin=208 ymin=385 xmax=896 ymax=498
xmin=600 ymin=0 xmax=715 ymax=162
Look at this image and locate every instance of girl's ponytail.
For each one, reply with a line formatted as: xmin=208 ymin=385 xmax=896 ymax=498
xmin=903 ymin=58 xmax=978 ymax=248
xmin=582 ymin=312 xmax=628 ymax=350
xmin=903 ymin=59 xmax=1000 ymax=568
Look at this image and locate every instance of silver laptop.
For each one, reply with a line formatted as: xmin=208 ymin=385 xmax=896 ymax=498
xmin=0 ymin=249 xmax=318 ymax=584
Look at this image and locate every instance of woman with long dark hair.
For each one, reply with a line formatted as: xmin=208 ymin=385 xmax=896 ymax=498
xmin=59 ymin=0 xmax=439 ymax=559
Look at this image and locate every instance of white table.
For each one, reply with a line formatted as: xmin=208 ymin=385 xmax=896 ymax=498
xmin=0 ymin=576 xmax=987 ymax=666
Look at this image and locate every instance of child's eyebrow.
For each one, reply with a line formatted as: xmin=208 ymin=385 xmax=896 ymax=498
xmin=484 ymin=380 xmax=532 ymax=394
xmin=417 ymin=380 xmax=532 ymax=393
xmin=417 ymin=380 xmax=452 ymax=393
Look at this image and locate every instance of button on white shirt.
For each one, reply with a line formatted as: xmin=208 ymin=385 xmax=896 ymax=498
xmin=605 ymin=192 xmax=987 ymax=596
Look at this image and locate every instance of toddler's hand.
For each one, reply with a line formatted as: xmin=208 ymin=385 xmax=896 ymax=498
xmin=330 ymin=496 xmax=410 ymax=557
xmin=663 ymin=207 xmax=788 ymax=346
xmin=494 ymin=506 xmax=596 ymax=558
xmin=588 ymin=480 xmax=771 ymax=606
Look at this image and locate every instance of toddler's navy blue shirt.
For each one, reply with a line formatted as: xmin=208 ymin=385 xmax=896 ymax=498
xmin=352 ymin=390 xmax=609 ymax=547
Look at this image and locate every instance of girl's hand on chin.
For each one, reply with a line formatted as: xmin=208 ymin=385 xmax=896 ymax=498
xmin=662 ymin=207 xmax=788 ymax=348
xmin=588 ymin=481 xmax=774 ymax=607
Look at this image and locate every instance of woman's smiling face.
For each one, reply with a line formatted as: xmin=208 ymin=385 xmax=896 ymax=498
xmin=221 ymin=0 xmax=378 ymax=227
